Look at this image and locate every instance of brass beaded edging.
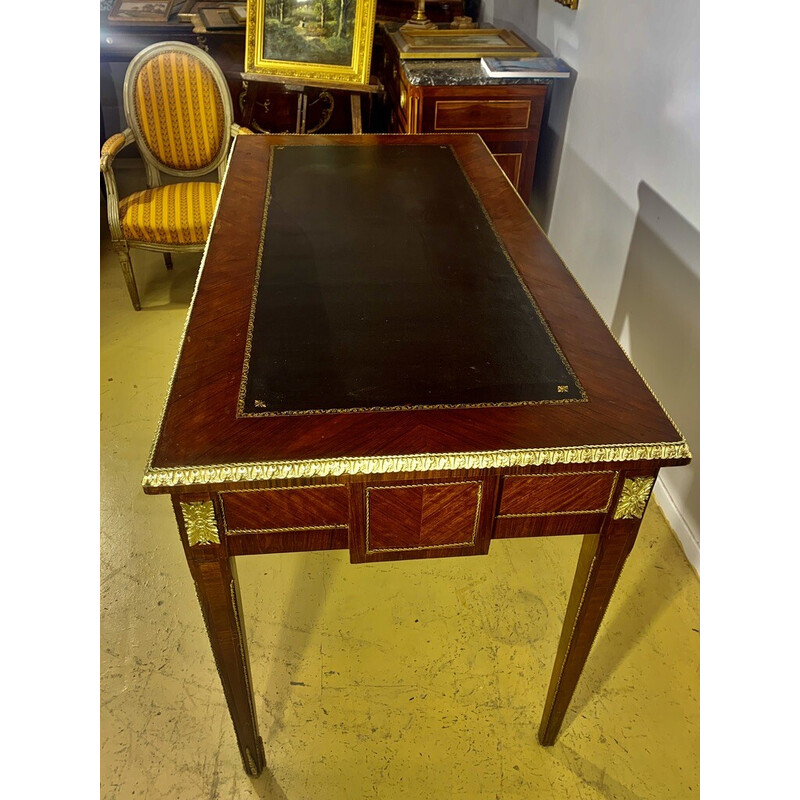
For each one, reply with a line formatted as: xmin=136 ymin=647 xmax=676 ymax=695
xmin=143 ymin=441 xmax=690 ymax=489
xmin=227 ymin=524 xmax=349 ymax=535
xmin=365 ymin=480 xmax=482 ymax=554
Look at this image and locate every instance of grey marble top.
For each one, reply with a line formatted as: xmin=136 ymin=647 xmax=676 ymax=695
xmin=380 ymin=22 xmax=553 ymax=87
xmin=400 ymin=59 xmax=554 ymax=87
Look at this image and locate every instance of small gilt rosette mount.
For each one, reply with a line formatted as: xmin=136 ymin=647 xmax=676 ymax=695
xmin=181 ymin=500 xmax=220 ymax=546
xmin=613 ymin=477 xmax=655 ymax=521
xmin=554 ymin=0 xmax=579 ymax=10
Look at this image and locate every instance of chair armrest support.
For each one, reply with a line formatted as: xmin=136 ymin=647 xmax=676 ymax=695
xmin=101 ymin=128 xmax=135 ymax=244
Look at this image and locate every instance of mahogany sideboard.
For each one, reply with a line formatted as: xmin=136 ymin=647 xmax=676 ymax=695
xmin=143 ymin=133 xmax=690 ymax=776
xmin=377 ymin=24 xmax=550 ymax=202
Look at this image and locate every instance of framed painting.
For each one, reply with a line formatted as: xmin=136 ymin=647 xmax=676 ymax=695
xmin=198 ymin=6 xmax=244 ymax=28
xmin=245 ymin=0 xmax=378 ymax=88
xmin=108 ymin=0 xmax=175 ymax=24
xmin=389 ymin=27 xmax=537 ymax=60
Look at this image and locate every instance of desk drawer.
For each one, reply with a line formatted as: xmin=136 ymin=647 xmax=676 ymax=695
xmin=220 ymin=485 xmax=348 ymax=533
xmin=498 ymin=471 xmax=618 ymax=517
xmin=366 ymin=481 xmax=482 ymax=554
xmin=433 ymin=99 xmax=532 ymax=131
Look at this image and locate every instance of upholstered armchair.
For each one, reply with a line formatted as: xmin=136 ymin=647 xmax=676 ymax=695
xmin=101 ymin=42 xmax=252 ymax=310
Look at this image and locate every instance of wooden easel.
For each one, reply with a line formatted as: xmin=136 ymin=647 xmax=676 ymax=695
xmin=240 ymin=73 xmax=383 ymax=134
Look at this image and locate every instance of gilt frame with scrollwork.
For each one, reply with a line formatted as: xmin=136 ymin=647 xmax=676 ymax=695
xmin=245 ymin=0 xmax=377 ymax=88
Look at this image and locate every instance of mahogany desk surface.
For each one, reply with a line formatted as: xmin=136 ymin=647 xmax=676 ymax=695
xmin=144 ymin=133 xmax=686 ymax=494
xmin=143 ymin=133 xmax=689 ymax=774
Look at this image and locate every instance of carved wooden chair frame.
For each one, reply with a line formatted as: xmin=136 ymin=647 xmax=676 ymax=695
xmin=101 ymin=41 xmax=248 ymax=310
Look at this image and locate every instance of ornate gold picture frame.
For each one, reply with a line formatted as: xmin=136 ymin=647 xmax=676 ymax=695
xmin=245 ymin=0 xmax=378 ymax=88
xmin=388 ymin=27 xmax=537 ymax=60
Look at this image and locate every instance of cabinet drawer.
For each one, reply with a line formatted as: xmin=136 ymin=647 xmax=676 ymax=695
xmin=220 ymin=485 xmax=348 ymax=533
xmin=498 ymin=472 xmax=618 ymax=517
xmin=433 ymin=100 xmax=532 ymax=131
xmin=366 ymin=481 xmax=482 ymax=554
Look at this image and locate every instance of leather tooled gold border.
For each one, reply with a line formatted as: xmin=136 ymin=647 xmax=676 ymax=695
xmin=365 ymin=480 xmax=482 ymax=554
xmin=143 ymin=440 xmax=690 ymax=489
xmin=496 ymin=470 xmax=619 ymax=518
xmin=236 ymin=143 xmax=586 ymax=417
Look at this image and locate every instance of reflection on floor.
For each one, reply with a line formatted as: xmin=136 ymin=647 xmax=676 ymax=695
xmin=100 ymin=215 xmax=699 ymax=800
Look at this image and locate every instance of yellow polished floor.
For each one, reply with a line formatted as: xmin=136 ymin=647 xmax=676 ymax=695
xmin=100 ymin=213 xmax=699 ymax=799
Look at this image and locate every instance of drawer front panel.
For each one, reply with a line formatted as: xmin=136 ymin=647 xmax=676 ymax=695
xmin=494 ymin=513 xmax=606 ymax=539
xmin=220 ymin=485 xmax=348 ymax=533
xmin=434 ymin=100 xmax=531 ymax=131
xmin=366 ymin=481 xmax=482 ymax=554
xmin=498 ymin=471 xmax=618 ymax=517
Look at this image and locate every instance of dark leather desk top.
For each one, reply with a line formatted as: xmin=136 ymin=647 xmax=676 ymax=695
xmin=144 ymin=134 xmax=688 ymax=492
xmin=240 ymin=144 xmax=584 ymax=416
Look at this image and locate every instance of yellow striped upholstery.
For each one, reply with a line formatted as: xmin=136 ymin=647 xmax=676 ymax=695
xmin=119 ymin=182 xmax=220 ymax=245
xmin=132 ymin=51 xmax=225 ymax=171
xmin=101 ymin=132 xmax=128 ymax=159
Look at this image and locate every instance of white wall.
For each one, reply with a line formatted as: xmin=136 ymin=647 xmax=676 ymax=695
xmin=482 ymin=1 xmax=700 ymax=570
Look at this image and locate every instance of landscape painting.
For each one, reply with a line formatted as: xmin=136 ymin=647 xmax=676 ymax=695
xmin=263 ymin=0 xmax=355 ymax=66
xmin=245 ymin=0 xmax=377 ymax=87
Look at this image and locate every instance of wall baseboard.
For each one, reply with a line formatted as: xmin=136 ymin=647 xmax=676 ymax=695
xmin=653 ymin=478 xmax=699 ymax=575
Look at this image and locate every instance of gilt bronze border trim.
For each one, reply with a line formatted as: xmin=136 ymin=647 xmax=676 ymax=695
xmin=144 ymin=440 xmax=690 ymax=489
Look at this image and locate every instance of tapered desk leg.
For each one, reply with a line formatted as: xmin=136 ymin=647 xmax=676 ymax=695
xmin=174 ymin=498 xmax=266 ymax=776
xmin=538 ymin=474 xmax=654 ymax=745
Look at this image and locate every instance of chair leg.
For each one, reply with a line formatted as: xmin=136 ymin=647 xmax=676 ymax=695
xmin=116 ymin=246 xmax=141 ymax=311
xmin=164 ymin=252 xmax=173 ymax=270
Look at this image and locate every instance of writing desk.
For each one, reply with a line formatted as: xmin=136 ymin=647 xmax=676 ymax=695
xmin=143 ymin=133 xmax=690 ymax=776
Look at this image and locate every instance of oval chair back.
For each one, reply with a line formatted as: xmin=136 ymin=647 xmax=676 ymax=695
xmin=123 ymin=41 xmax=234 ymax=185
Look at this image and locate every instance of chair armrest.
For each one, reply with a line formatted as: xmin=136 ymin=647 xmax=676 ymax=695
xmin=101 ymin=128 xmax=135 ymax=243
xmin=100 ymin=128 xmax=135 ymax=172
